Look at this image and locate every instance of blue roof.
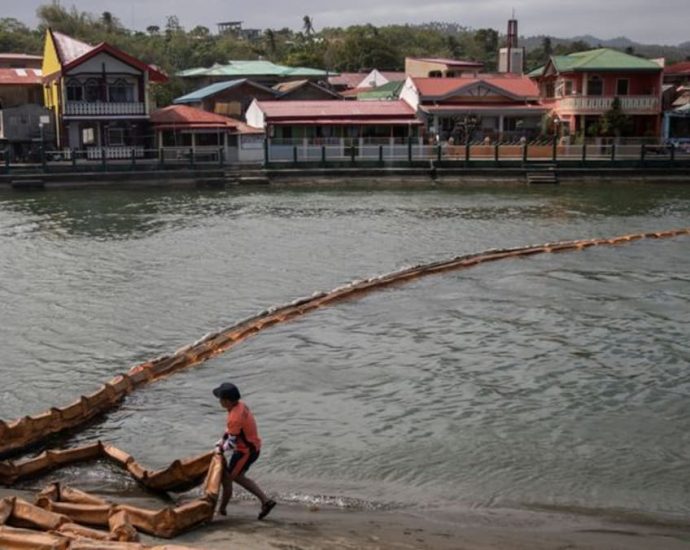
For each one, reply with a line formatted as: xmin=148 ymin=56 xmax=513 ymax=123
xmin=173 ymin=79 xmax=275 ymax=104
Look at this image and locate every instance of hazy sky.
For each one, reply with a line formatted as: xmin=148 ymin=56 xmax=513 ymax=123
xmin=4 ymin=0 xmax=688 ymax=45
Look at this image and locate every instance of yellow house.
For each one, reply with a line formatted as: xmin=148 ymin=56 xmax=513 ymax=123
xmin=42 ymin=29 xmax=167 ymax=156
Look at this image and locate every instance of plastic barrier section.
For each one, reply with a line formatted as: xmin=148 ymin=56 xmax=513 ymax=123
xmin=0 ymin=452 xmax=223 ymax=548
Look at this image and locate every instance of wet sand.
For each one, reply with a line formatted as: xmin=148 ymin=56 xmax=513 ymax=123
xmin=4 ymin=488 xmax=689 ymax=549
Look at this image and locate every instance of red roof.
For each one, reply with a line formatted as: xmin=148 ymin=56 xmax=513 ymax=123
xmin=412 ymin=75 xmax=540 ymax=99
xmin=328 ymin=72 xmax=368 ymax=89
xmin=255 ymin=100 xmax=418 ymax=121
xmin=665 ymin=61 xmax=690 ymax=75
xmin=150 ymin=105 xmax=262 ymax=133
xmin=0 ymin=67 xmax=43 ymax=85
xmin=49 ymin=30 xmax=167 ymax=83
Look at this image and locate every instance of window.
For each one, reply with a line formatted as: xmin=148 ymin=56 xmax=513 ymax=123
xmin=428 ymin=71 xmax=442 ymax=78
xmin=108 ymin=79 xmax=134 ymax=102
xmin=587 ymin=75 xmax=603 ymax=96
xmin=107 ymin=127 xmax=126 ymax=146
xmin=82 ymin=127 xmax=95 ymax=145
xmin=616 ymin=79 xmax=629 ymax=96
xmin=196 ymin=132 xmax=220 ymax=146
xmin=544 ymin=83 xmax=555 ymax=98
xmin=66 ymin=79 xmax=83 ymax=101
xmin=564 ymin=80 xmax=574 ymax=95
xmin=84 ymin=79 xmax=101 ymax=102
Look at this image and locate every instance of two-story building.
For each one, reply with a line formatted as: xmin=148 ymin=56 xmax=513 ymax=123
xmin=0 ymin=53 xmax=55 ymax=159
xmin=530 ymin=48 xmax=664 ymax=139
xmin=400 ymin=74 xmax=546 ymax=142
xmin=41 ymin=29 xmax=167 ymax=157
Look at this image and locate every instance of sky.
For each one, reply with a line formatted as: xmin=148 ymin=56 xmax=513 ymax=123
xmin=3 ymin=0 xmax=688 ymax=46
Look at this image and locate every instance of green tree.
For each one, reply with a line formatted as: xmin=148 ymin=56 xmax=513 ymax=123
xmin=599 ymin=97 xmax=632 ymax=138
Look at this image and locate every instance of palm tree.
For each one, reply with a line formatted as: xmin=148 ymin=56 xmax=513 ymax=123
xmin=302 ymin=15 xmax=314 ymax=37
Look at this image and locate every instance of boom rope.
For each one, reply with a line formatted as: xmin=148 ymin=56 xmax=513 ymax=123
xmin=1 ymin=228 xmax=688 ymax=459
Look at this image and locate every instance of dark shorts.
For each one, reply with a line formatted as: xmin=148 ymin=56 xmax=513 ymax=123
xmin=227 ymin=449 xmax=260 ymax=478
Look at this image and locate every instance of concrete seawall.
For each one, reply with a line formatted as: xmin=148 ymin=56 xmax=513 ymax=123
xmin=1 ymin=166 xmax=689 ymax=190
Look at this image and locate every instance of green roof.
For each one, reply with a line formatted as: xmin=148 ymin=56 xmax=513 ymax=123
xmin=357 ymin=80 xmax=404 ymax=100
xmin=549 ymin=48 xmax=662 ymax=72
xmin=173 ymin=79 xmax=276 ymax=104
xmin=527 ymin=65 xmax=545 ymax=77
xmin=178 ymin=60 xmax=329 ymax=78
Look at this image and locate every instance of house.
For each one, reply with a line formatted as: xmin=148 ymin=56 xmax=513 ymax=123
xmin=245 ymin=99 xmax=422 ymax=141
xmin=150 ymin=104 xmax=264 ymax=163
xmin=405 ymin=57 xmax=484 ymax=79
xmin=400 ymin=75 xmax=545 ymax=142
xmin=41 ymin=29 xmax=167 ymax=156
xmin=0 ymin=53 xmax=43 ymax=69
xmin=529 ymin=48 xmax=664 ymax=138
xmin=246 ymin=99 xmax=423 ymax=163
xmin=177 ymin=60 xmax=330 ymax=89
xmin=173 ymin=79 xmax=277 ymax=118
xmin=0 ymin=53 xmax=55 ymax=159
xmin=273 ymin=79 xmax=342 ymax=101
xmin=664 ymin=61 xmax=690 ymax=86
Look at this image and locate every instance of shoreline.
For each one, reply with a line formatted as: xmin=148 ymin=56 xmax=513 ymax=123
xmin=3 ymin=487 xmax=690 ymax=549
xmin=1 ymin=165 xmax=690 ymax=190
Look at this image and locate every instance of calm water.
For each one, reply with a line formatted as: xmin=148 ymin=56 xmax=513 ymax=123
xmin=1 ymin=183 xmax=689 ymax=521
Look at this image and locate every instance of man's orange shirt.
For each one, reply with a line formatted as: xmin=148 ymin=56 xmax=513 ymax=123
xmin=226 ymin=401 xmax=262 ymax=453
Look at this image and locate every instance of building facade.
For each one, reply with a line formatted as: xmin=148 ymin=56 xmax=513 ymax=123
xmin=0 ymin=54 xmax=55 ymax=159
xmin=530 ymin=48 xmax=664 ymax=139
xmin=41 ymin=29 xmax=167 ymax=156
xmin=401 ymin=75 xmax=545 ymax=143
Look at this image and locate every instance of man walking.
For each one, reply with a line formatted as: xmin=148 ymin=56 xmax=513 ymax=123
xmin=213 ymin=382 xmax=276 ymax=520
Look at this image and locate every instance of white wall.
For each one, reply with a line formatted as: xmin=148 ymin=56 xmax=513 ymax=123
xmin=66 ymin=52 xmax=142 ymax=76
xmin=244 ymin=100 xmax=265 ymax=130
xmin=399 ymin=77 xmax=420 ymax=111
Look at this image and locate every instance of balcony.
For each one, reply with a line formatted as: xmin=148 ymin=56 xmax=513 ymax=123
xmin=557 ymin=96 xmax=659 ymax=115
xmin=64 ymin=101 xmax=146 ymax=117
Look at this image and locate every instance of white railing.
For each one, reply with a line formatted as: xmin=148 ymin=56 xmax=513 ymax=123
xmin=64 ymin=102 xmax=146 ymax=116
xmin=558 ymin=96 xmax=659 ymax=114
xmin=86 ymin=146 xmax=145 ymax=159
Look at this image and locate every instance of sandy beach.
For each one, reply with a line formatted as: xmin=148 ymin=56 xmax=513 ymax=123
xmin=4 ymin=487 xmax=690 ymax=549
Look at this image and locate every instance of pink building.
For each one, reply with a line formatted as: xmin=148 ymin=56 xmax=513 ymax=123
xmin=530 ymin=48 xmax=664 ymax=138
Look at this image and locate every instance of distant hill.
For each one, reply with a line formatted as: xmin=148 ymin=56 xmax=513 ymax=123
xmin=413 ymin=23 xmax=690 ymax=63
xmin=520 ymin=34 xmax=690 ymax=63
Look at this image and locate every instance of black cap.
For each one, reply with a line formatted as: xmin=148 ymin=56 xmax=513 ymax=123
xmin=213 ymin=382 xmax=241 ymax=401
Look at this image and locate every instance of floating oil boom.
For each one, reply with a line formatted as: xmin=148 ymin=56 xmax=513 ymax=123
xmin=1 ymin=228 xmax=688 ymax=548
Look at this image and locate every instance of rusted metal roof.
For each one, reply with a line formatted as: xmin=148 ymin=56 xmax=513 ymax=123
xmin=0 ymin=67 xmax=43 ymax=85
xmin=412 ymin=75 xmax=540 ymax=100
xmin=150 ymin=105 xmax=263 ymax=133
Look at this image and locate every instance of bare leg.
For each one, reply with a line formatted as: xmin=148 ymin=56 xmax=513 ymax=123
xmin=219 ymin=469 xmax=233 ymax=515
xmin=233 ymin=473 xmax=268 ymax=504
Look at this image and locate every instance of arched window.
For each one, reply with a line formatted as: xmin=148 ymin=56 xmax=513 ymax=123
xmin=108 ymin=78 xmax=134 ymax=102
xmin=66 ymin=79 xmax=83 ymax=101
xmin=84 ymin=78 xmax=101 ymax=102
xmin=428 ymin=71 xmax=443 ymax=78
xmin=587 ymin=75 xmax=603 ymax=96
